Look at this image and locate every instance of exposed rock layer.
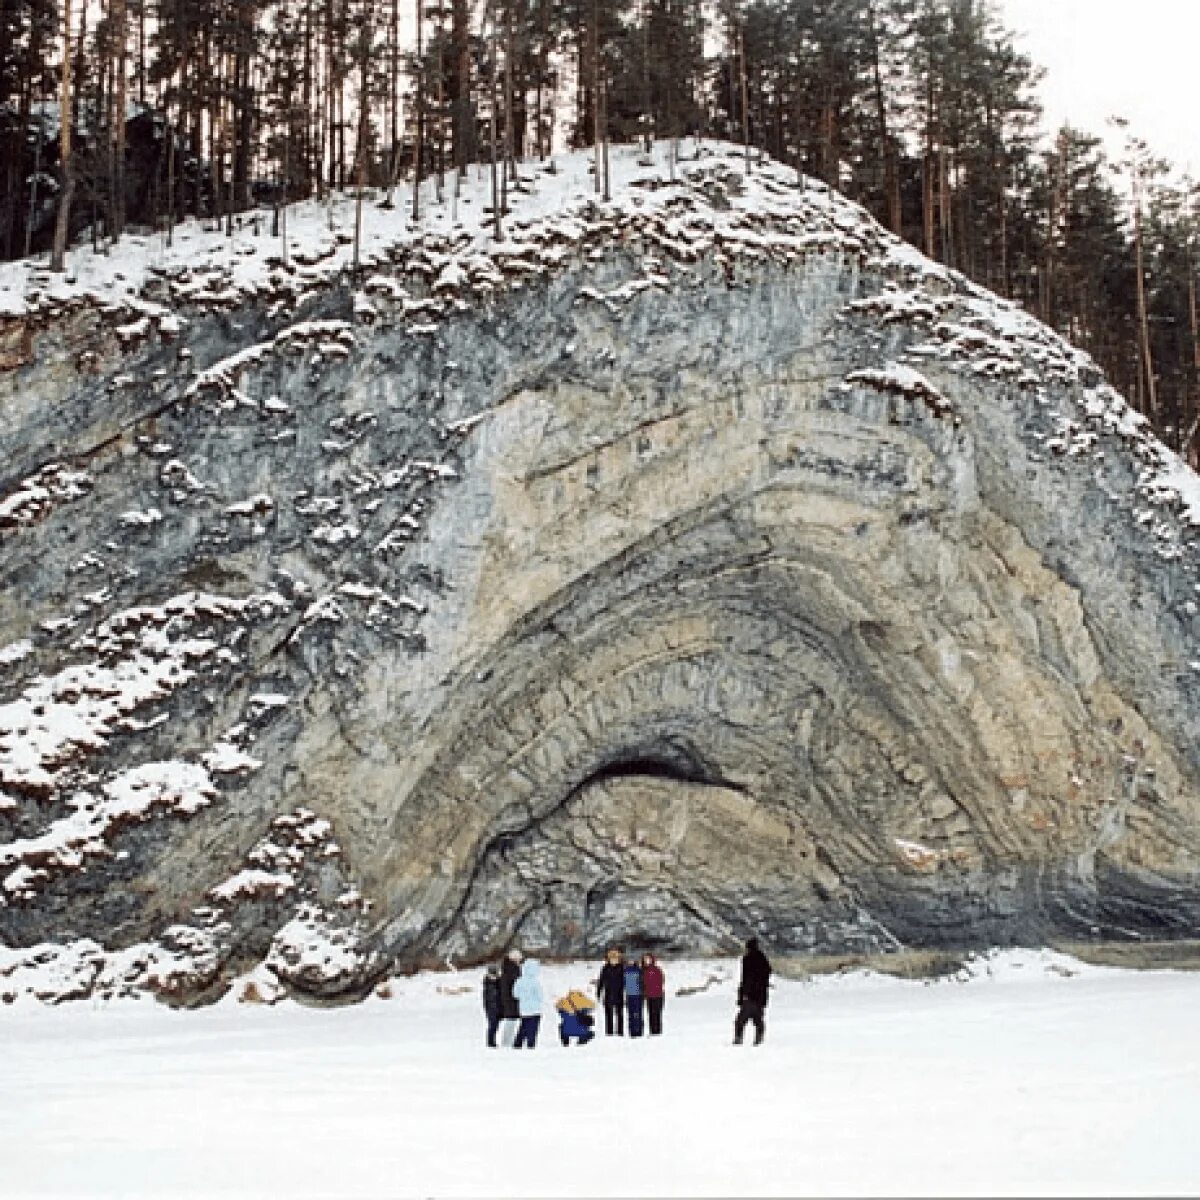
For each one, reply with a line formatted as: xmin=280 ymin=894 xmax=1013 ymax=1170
xmin=0 ymin=144 xmax=1198 ymax=1001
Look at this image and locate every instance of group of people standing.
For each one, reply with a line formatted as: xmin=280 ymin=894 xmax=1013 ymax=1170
xmin=595 ymin=948 xmax=666 ymax=1037
xmin=482 ymin=950 xmax=544 ymax=1048
xmin=481 ymin=938 xmax=772 ymax=1048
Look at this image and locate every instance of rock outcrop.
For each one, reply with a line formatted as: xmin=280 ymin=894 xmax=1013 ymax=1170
xmin=1 ymin=143 xmax=1198 ymax=1003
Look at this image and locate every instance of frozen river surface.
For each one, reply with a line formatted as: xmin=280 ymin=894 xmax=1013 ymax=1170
xmin=1 ymin=951 xmax=1198 ymax=1198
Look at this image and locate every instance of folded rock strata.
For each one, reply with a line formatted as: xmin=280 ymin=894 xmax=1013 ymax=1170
xmin=0 ymin=143 xmax=1197 ymax=1003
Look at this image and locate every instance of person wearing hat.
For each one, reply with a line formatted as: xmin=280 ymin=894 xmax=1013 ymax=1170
xmin=596 ymin=947 xmax=626 ymax=1036
xmin=734 ymin=937 xmax=772 ymax=1045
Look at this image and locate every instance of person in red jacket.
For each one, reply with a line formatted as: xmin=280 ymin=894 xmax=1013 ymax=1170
xmin=641 ymin=953 xmax=666 ymax=1035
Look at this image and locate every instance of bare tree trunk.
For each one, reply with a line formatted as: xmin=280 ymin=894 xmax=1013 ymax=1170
xmin=336 ymin=55 xmax=346 ymax=188
xmin=502 ymin=0 xmax=514 ymax=212
xmin=303 ymin=4 xmax=316 ymax=194
xmin=50 ymin=0 xmax=75 ymax=272
xmin=1133 ymin=185 xmax=1158 ymax=423
xmin=921 ymin=58 xmax=936 ymax=260
xmin=998 ymin=155 xmax=1009 ymax=297
xmin=1043 ymin=141 xmax=1067 ymax=325
xmin=137 ymin=0 xmax=146 ymax=104
xmin=488 ymin=0 xmax=501 ymax=238
xmin=1181 ymin=237 xmax=1200 ymax=466
xmin=113 ymin=0 xmax=128 ymax=241
xmin=326 ymin=0 xmax=337 ymax=197
xmin=590 ymin=0 xmax=600 ymax=195
xmin=233 ymin=1 xmax=255 ymax=213
xmin=413 ymin=0 xmax=423 ymax=222
xmin=22 ymin=10 xmax=46 ymax=260
xmin=539 ymin=0 xmax=552 ymax=158
xmin=206 ymin=24 xmax=224 ymax=228
xmin=791 ymin=72 xmax=803 ymax=187
xmin=388 ymin=0 xmax=400 ymax=199
xmin=1188 ymin=245 xmax=1199 ymax=459
xmin=353 ymin=28 xmax=370 ymax=274
xmin=938 ymin=145 xmax=952 ymax=265
xmin=24 ymin=112 xmax=43 ymax=258
xmin=435 ymin=3 xmax=445 ymax=202
xmin=88 ymin=1 xmax=100 ymax=251
xmin=166 ymin=67 xmax=179 ymax=246
xmin=451 ymin=0 xmax=470 ymax=171
xmin=600 ymin=59 xmax=610 ymax=200
xmin=281 ymin=122 xmax=290 ymax=266
xmin=866 ymin=0 xmax=899 ymax=233
xmin=739 ymin=22 xmax=750 ymax=175
xmin=350 ymin=103 xmax=364 ymax=270
xmin=639 ymin=0 xmax=650 ymax=149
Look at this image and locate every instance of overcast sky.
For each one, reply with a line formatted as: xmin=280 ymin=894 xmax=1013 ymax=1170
xmin=997 ymin=0 xmax=1200 ymax=175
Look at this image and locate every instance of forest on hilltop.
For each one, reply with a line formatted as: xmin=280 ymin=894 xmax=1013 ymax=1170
xmin=1 ymin=0 xmax=1197 ymax=465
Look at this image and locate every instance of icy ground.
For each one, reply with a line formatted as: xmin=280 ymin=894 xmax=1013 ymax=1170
xmin=1 ymin=951 xmax=1198 ymax=1198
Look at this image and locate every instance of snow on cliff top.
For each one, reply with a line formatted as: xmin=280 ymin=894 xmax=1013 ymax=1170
xmin=3 ymin=138 xmax=1197 ymax=547
xmin=0 ymin=138 xmax=885 ymax=320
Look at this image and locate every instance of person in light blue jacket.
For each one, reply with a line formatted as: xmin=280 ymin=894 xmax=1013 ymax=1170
xmin=512 ymin=958 xmax=544 ymax=1048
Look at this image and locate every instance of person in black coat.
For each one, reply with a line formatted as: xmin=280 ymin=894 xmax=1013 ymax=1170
xmin=499 ymin=948 xmax=523 ymax=1047
xmin=595 ymin=948 xmax=626 ymax=1036
xmin=734 ymin=937 xmax=772 ymax=1045
xmin=482 ymin=964 xmax=503 ymax=1047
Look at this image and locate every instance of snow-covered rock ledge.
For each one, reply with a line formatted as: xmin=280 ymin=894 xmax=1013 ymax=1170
xmin=0 ymin=807 xmax=377 ymax=1006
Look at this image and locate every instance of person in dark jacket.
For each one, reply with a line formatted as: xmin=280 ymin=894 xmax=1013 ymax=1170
xmin=734 ymin=937 xmax=772 ymax=1045
xmin=482 ymin=963 xmax=503 ymax=1047
xmin=623 ymin=957 xmax=645 ymax=1037
xmin=641 ymin=953 xmax=666 ymax=1035
xmin=499 ymin=948 xmax=523 ymax=1047
xmin=596 ymin=948 xmax=626 ymax=1036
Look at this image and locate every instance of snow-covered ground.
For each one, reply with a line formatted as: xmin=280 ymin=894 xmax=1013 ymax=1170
xmin=1 ymin=950 xmax=1197 ymax=1198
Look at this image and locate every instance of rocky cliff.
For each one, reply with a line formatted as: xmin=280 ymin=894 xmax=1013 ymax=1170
xmin=1 ymin=143 xmax=1198 ymax=1003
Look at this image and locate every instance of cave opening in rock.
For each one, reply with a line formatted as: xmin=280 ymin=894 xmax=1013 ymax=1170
xmin=583 ymin=756 xmax=709 ymax=788
xmin=576 ymin=739 xmax=748 ymax=797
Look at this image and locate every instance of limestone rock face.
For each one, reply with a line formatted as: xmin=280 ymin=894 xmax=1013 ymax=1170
xmin=1 ymin=144 xmax=1198 ymax=1002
